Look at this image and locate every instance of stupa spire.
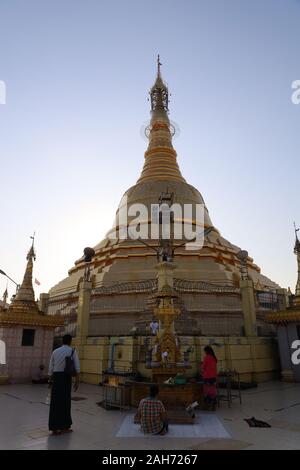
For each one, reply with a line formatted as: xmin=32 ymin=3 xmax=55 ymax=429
xmin=2 ymin=285 xmax=8 ymax=307
xmin=157 ymin=54 xmax=162 ymax=77
xmin=137 ymin=57 xmax=185 ymax=184
xmin=11 ymin=235 xmax=37 ymax=310
xmin=150 ymin=54 xmax=169 ymax=116
xmin=294 ymin=222 xmax=300 ymax=297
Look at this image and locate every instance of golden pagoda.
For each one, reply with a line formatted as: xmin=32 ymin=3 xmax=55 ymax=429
xmin=45 ymin=58 xmax=283 ymax=384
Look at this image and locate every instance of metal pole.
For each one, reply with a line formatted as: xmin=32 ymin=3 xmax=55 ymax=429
xmin=0 ymin=270 xmax=19 ymax=293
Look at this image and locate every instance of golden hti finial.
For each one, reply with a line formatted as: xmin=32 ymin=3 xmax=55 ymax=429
xmin=293 ymin=222 xmax=300 ymax=299
xmin=150 ymin=55 xmax=169 ymax=114
xmin=294 ymin=222 xmax=300 ymax=254
xmin=294 ymin=222 xmax=299 ymax=239
xmin=27 ymin=232 xmax=36 ymax=261
xmin=157 ymin=54 xmax=162 ymax=77
xmin=2 ymin=284 xmax=8 ymax=305
xmin=10 ymin=234 xmax=37 ymax=308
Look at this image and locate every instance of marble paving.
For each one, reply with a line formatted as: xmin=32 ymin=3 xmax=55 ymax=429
xmin=116 ymin=412 xmax=231 ymax=438
xmin=0 ymin=381 xmax=300 ymax=450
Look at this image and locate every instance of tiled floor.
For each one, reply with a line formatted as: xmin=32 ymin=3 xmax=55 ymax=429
xmin=116 ymin=412 xmax=230 ymax=438
xmin=0 ymin=381 xmax=300 ymax=450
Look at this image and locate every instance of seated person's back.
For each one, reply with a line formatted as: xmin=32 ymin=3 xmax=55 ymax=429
xmin=137 ymin=385 xmax=168 ymax=435
xmin=32 ymin=364 xmax=48 ymax=384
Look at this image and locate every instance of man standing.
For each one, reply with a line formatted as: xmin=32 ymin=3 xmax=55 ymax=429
xmin=150 ymin=319 xmax=159 ymax=335
xmin=136 ymin=385 xmax=168 ymax=435
xmin=48 ymin=334 xmax=80 ymax=435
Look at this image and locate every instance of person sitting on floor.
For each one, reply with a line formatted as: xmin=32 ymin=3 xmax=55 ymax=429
xmin=135 ymin=384 xmax=168 ymax=435
xmin=32 ymin=364 xmax=48 ymax=384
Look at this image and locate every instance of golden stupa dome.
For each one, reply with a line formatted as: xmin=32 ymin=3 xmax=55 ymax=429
xmin=49 ymin=58 xmax=279 ymax=299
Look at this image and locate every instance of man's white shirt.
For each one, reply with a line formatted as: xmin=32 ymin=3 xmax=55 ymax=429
xmin=150 ymin=321 xmax=159 ymax=335
xmin=48 ymin=345 xmax=80 ymax=375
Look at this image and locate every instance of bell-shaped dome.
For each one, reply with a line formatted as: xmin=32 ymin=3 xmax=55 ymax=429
xmin=49 ymin=58 xmax=279 ymax=298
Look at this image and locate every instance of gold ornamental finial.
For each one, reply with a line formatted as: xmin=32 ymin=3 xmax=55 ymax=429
xmin=157 ymin=54 xmax=162 ymax=77
xmin=150 ymin=55 xmax=169 ymax=113
xmin=293 ymin=222 xmax=300 ymax=298
xmin=294 ymin=222 xmax=300 ymax=251
xmin=2 ymin=284 xmax=8 ymax=305
xmin=10 ymin=236 xmax=37 ymax=310
xmin=27 ymin=232 xmax=36 ymax=261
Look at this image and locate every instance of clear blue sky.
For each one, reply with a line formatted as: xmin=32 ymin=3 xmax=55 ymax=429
xmin=0 ymin=0 xmax=299 ymax=297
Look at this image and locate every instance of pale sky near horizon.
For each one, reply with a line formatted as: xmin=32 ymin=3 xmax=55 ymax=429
xmin=0 ymin=0 xmax=299 ymax=299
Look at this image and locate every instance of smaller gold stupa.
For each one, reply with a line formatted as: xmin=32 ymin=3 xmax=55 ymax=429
xmin=0 ymin=239 xmax=63 ymax=383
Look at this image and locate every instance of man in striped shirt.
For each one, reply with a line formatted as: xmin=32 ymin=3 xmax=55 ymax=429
xmin=136 ymin=385 xmax=168 ymax=435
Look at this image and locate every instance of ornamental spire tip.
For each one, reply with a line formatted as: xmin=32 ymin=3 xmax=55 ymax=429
xmin=157 ymin=54 xmax=162 ymax=77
